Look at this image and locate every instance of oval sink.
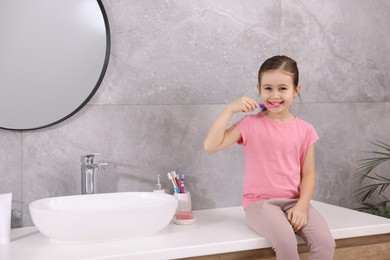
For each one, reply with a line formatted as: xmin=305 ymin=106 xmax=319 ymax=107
xmin=29 ymin=192 xmax=178 ymax=243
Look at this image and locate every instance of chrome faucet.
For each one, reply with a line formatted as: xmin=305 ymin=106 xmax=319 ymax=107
xmin=81 ymin=153 xmax=108 ymax=195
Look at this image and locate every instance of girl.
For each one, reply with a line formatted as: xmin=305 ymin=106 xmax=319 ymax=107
xmin=204 ymin=55 xmax=335 ymax=259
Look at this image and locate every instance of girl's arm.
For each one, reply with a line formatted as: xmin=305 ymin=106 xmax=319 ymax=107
xmin=287 ymin=144 xmax=316 ymax=232
xmin=204 ymin=97 xmax=258 ymax=152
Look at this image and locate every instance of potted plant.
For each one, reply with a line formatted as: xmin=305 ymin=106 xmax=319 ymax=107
xmin=355 ymin=141 xmax=390 ymax=218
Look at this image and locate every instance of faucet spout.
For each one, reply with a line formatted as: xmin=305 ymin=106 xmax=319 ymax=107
xmin=89 ymin=163 xmax=108 ymax=170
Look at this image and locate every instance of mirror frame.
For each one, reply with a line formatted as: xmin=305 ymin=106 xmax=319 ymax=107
xmin=0 ymin=0 xmax=111 ymax=131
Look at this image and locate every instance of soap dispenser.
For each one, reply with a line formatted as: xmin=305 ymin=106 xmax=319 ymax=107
xmin=153 ymin=174 xmax=166 ymax=193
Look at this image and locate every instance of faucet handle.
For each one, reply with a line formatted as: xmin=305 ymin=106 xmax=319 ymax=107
xmin=81 ymin=153 xmax=101 ymax=165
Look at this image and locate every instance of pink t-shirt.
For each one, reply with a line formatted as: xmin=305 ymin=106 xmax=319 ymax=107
xmin=235 ymin=112 xmax=319 ymax=209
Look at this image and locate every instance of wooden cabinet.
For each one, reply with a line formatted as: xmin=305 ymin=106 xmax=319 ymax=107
xmin=181 ymin=234 xmax=390 ymax=260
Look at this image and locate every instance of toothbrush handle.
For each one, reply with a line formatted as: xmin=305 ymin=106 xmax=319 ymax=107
xmin=180 ymin=173 xmax=185 ymax=193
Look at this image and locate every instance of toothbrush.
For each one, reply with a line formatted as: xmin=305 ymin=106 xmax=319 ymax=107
xmin=167 ymin=172 xmax=180 ymax=193
xmin=172 ymin=171 xmax=183 ymax=193
xmin=259 ymin=103 xmax=280 ymax=109
xmin=180 ymin=173 xmax=185 ymax=193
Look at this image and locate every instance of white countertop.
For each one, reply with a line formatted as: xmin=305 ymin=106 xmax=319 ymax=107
xmin=1 ymin=201 xmax=390 ymax=260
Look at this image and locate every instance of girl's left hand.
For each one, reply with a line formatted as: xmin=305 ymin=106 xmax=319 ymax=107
xmin=287 ymin=205 xmax=308 ymax=232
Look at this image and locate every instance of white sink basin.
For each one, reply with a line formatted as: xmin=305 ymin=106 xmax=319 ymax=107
xmin=29 ymin=192 xmax=178 ymax=243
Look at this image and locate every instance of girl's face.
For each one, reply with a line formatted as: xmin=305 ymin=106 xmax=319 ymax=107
xmin=258 ymin=69 xmax=300 ymax=114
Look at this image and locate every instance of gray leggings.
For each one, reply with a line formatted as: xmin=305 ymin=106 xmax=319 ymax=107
xmin=245 ymin=199 xmax=335 ymax=260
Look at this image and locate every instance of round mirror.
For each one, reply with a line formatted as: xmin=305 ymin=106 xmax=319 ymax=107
xmin=0 ymin=0 xmax=110 ymax=130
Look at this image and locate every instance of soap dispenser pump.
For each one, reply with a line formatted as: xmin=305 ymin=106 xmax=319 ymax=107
xmin=153 ymin=174 xmax=166 ymax=193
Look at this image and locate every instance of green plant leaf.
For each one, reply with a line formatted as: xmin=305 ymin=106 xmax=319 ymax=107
xmin=357 ymin=141 xmax=390 ymax=181
xmin=355 ymin=141 xmax=390 ymax=218
xmin=356 ymin=201 xmax=390 ymax=218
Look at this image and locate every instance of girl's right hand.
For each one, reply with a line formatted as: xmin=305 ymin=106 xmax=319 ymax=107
xmin=225 ymin=96 xmax=259 ymax=114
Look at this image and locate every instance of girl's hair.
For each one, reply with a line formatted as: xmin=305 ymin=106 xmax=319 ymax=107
xmin=258 ymin=55 xmax=299 ymax=87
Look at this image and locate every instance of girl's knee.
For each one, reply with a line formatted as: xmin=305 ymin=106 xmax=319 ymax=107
xmin=309 ymin=235 xmax=336 ymax=258
xmin=272 ymin=234 xmax=298 ymax=252
xmin=320 ymin=234 xmax=336 ymax=250
xmin=271 ymin=236 xmax=300 ymax=260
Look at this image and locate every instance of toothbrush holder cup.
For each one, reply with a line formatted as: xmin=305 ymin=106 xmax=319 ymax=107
xmin=173 ymin=192 xmax=196 ymax=225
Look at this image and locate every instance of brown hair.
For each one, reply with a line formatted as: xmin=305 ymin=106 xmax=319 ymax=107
xmin=258 ymin=55 xmax=299 ymax=87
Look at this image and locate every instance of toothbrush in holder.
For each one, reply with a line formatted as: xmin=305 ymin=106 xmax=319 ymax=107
xmin=179 ymin=173 xmax=185 ymax=193
xmin=172 ymin=171 xmax=183 ymax=193
xmin=167 ymin=172 xmax=180 ymax=193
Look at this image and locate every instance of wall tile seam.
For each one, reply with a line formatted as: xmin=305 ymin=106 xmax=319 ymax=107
xmin=85 ymin=101 xmax=390 ymax=107
xmin=279 ymin=0 xmax=282 ymax=53
xmin=20 ymin=131 xmax=24 ymax=226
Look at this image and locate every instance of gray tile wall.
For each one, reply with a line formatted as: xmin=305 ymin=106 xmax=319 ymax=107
xmin=1 ymin=0 xmax=389 ymax=227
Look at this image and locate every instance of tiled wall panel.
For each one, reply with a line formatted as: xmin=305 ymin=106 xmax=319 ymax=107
xmin=0 ymin=0 xmax=389 ymax=227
